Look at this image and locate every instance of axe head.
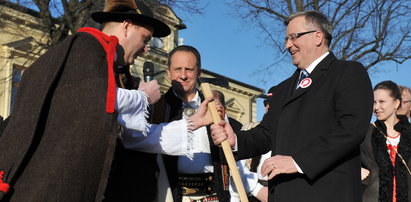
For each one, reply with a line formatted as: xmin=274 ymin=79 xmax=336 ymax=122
xmin=198 ymin=77 xmax=229 ymax=88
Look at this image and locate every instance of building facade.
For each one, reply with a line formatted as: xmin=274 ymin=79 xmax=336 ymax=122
xmin=0 ymin=1 xmax=264 ymax=124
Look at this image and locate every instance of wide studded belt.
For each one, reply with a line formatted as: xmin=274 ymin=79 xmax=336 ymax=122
xmin=178 ymin=173 xmax=214 ymax=196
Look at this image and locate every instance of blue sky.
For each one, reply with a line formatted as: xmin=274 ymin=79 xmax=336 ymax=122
xmin=178 ymin=1 xmax=411 ymax=120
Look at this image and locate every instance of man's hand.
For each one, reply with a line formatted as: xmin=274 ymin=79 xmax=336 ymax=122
xmin=210 ymin=121 xmax=236 ymax=148
xmin=261 ymin=155 xmax=298 ymax=180
xmin=138 ymin=80 xmax=161 ymax=104
xmin=256 ymin=187 xmax=268 ymax=202
xmin=187 ymin=96 xmax=214 ymax=130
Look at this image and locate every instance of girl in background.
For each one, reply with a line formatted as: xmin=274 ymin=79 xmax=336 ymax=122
xmin=361 ymin=80 xmax=411 ymax=202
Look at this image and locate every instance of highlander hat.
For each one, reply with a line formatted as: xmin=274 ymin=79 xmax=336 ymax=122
xmin=91 ymin=0 xmax=171 ymax=37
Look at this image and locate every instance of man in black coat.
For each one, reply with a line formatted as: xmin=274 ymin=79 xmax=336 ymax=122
xmin=0 ymin=0 xmax=170 ymax=201
xmin=210 ymin=10 xmax=373 ymax=202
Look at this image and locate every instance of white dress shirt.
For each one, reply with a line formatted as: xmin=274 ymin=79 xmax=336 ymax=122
xmin=177 ymin=91 xmax=213 ymax=174
xmin=229 ymin=160 xmax=263 ymax=202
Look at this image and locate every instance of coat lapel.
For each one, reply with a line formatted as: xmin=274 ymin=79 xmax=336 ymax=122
xmin=282 ymin=52 xmax=336 ymax=107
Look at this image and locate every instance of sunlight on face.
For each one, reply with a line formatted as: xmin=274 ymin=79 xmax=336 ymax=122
xmin=285 ymin=16 xmax=319 ymax=69
xmin=123 ymin=24 xmax=152 ymax=65
xmin=373 ymin=89 xmax=399 ymax=121
xmin=167 ymin=51 xmax=200 ymax=100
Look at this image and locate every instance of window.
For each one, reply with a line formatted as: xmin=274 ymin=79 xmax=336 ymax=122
xmin=10 ymin=65 xmax=24 ymax=113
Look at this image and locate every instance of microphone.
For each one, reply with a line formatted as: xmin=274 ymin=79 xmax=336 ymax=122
xmin=143 ymin=61 xmax=155 ymax=82
xmin=142 ymin=61 xmax=156 ymax=120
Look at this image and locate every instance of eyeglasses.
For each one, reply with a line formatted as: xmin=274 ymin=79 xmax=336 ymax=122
xmin=284 ymin=30 xmax=317 ymax=44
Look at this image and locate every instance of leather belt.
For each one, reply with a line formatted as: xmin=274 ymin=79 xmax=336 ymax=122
xmin=183 ymin=195 xmax=219 ymax=202
xmin=178 ymin=173 xmax=215 ymax=196
xmin=178 ymin=173 xmax=213 ymax=188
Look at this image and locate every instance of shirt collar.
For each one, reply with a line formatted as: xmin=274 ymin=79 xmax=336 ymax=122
xmin=305 ymin=51 xmax=329 ymax=74
xmin=174 ymin=90 xmax=201 ymax=109
xmin=186 ymin=91 xmax=201 ymax=109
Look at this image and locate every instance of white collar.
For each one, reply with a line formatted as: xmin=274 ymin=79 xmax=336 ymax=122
xmin=186 ymin=91 xmax=201 ymax=108
xmin=173 ymin=90 xmax=201 ymax=109
xmin=304 ymin=51 xmax=329 ymax=74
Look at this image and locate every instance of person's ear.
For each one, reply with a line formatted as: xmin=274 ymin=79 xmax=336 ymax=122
xmin=315 ymin=31 xmax=324 ymax=46
xmin=394 ymin=99 xmax=401 ymax=110
xmin=197 ymin=67 xmax=202 ymax=78
xmin=123 ymin=19 xmax=133 ymax=37
xmin=166 ymin=68 xmax=172 ymax=81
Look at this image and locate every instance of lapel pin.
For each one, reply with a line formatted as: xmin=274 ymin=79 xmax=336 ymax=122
xmin=299 ymin=78 xmax=312 ymax=88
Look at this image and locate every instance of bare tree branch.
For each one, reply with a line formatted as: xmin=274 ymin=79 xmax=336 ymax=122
xmin=294 ymin=0 xmax=303 ymax=11
xmin=242 ymin=0 xmax=288 ymax=19
xmin=229 ymin=0 xmax=411 ymax=74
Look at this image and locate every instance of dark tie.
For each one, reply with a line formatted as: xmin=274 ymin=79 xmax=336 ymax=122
xmin=296 ymin=70 xmax=308 ymax=89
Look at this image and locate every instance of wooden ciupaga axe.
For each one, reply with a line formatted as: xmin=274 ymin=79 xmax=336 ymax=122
xmin=198 ymin=77 xmax=249 ymax=202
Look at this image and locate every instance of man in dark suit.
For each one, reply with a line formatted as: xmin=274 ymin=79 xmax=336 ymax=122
xmin=210 ymin=10 xmax=373 ymax=201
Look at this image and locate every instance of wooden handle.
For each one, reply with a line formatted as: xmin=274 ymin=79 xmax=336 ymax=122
xmin=200 ymin=82 xmax=249 ymax=202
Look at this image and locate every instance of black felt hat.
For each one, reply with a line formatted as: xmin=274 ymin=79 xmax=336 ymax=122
xmin=91 ymin=0 xmax=171 ymax=37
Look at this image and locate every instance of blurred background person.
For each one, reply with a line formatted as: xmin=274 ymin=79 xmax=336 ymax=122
xmin=212 ymin=90 xmax=242 ymax=131
xmin=241 ymin=88 xmax=274 ymax=202
xmin=241 ymin=89 xmax=272 ymax=131
xmin=212 ymin=90 xmax=267 ymax=202
xmin=397 ymin=85 xmax=411 ymax=122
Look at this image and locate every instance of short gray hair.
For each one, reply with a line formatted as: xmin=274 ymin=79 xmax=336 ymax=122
xmin=285 ymin=10 xmax=332 ymax=46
